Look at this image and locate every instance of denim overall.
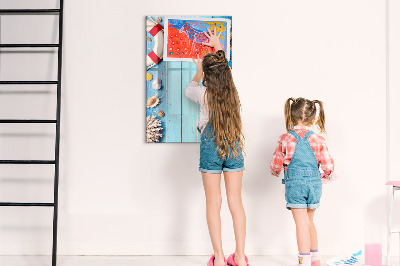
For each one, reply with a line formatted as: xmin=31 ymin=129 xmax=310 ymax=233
xmin=283 ymin=130 xmax=322 ymax=210
xmin=199 ymin=124 xmax=245 ymax=174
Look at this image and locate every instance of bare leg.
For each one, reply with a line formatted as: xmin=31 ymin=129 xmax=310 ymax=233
xmin=224 ymin=171 xmax=247 ymax=266
xmin=307 ymin=209 xmax=318 ymax=251
xmin=291 ymin=208 xmax=311 ymax=254
xmin=202 ymin=172 xmax=225 ymax=266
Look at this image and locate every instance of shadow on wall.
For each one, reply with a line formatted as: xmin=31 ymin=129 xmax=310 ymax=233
xmin=163 ymin=142 xmax=203 ymax=252
xmin=242 ymin=114 xmax=293 ymax=254
xmin=364 ymin=194 xmax=387 ymax=245
xmin=365 ymin=195 xmax=386 ymax=227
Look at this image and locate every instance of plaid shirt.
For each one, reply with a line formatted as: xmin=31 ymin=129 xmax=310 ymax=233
xmin=270 ymin=126 xmax=334 ymax=179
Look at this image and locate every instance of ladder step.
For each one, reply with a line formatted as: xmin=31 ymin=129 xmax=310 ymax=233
xmin=0 ymin=81 xmax=58 ymax=84
xmin=0 ymin=44 xmax=59 ymax=48
xmin=0 ymin=202 xmax=54 ymax=207
xmin=0 ymin=119 xmax=56 ymax=123
xmin=0 ymin=9 xmax=60 ymax=14
xmin=0 ymin=160 xmax=55 ymax=164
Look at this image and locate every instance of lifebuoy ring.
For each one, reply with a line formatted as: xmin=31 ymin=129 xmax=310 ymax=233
xmin=146 ymin=19 xmax=164 ymax=70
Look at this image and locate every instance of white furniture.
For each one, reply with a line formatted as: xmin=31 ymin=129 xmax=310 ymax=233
xmin=387 ymin=181 xmax=400 ymax=265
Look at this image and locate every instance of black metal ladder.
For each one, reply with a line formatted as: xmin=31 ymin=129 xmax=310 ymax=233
xmin=0 ymin=2 xmax=63 ymax=266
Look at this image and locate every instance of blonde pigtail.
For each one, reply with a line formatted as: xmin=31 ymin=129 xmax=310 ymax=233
xmin=285 ymin=98 xmax=295 ymax=131
xmin=313 ymin=100 xmax=326 ymax=133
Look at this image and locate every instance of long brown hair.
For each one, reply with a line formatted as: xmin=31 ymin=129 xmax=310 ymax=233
xmin=202 ymin=50 xmax=244 ymax=158
xmin=284 ymin=97 xmax=326 ymax=133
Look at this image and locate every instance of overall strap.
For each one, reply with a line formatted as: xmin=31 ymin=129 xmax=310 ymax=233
xmin=303 ymin=130 xmax=314 ymax=140
xmin=284 ymin=129 xmax=320 ymax=181
xmin=288 ymin=130 xmax=301 ymax=141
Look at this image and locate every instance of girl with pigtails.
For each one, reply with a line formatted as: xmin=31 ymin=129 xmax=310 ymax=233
xmin=270 ymin=98 xmax=335 ymax=266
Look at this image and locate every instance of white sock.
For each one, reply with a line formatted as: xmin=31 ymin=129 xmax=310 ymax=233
xmin=298 ymin=254 xmax=311 ymax=266
xmin=311 ymin=250 xmax=319 ymax=262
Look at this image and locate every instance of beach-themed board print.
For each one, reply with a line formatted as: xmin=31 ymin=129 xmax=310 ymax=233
xmin=146 ymin=16 xmax=232 ymax=143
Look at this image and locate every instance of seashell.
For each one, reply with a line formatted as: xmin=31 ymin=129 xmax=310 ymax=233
xmin=146 ymin=96 xmax=160 ymax=108
xmin=156 ymin=17 xmax=162 ymax=22
xmin=158 ymin=110 xmax=165 ymax=117
xmin=152 ymin=78 xmax=162 ymax=90
xmin=146 ymin=73 xmax=153 ymax=81
xmin=146 ymin=36 xmax=152 ymax=42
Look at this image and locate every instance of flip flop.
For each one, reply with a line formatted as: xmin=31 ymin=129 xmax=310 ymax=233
xmin=227 ymin=253 xmax=249 ymax=266
xmin=207 ymin=254 xmax=227 ymax=266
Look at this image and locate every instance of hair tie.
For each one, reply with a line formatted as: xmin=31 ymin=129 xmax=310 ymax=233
xmin=209 ymin=62 xmax=228 ymax=68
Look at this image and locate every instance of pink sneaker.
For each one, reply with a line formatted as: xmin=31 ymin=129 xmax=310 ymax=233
xmin=311 ymin=260 xmax=321 ymax=266
xmin=227 ymin=253 xmax=249 ymax=266
xmin=207 ymin=254 xmax=227 ymax=266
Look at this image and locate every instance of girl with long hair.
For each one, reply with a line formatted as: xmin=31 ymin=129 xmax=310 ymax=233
xmin=185 ymin=29 xmax=248 ymax=266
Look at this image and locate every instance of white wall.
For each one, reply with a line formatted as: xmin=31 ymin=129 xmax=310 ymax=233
xmin=0 ymin=0 xmax=392 ymax=257
xmin=388 ymin=0 xmax=400 ymax=258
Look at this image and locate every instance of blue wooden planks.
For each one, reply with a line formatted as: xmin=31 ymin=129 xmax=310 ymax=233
xmin=181 ymin=62 xmax=200 ymax=142
xmin=165 ymin=61 xmax=182 ymax=142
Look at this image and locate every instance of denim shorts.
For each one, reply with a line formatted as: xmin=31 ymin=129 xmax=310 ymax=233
xmin=285 ymin=178 xmax=322 ymax=209
xmin=199 ymin=127 xmax=245 ymax=174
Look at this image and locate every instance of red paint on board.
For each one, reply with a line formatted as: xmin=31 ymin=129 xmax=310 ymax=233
xmin=167 ymin=26 xmax=215 ymax=59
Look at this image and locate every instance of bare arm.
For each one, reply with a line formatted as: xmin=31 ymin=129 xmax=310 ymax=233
xmin=192 ymin=54 xmax=202 ymax=83
xmin=191 ymin=28 xmax=223 ymax=83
